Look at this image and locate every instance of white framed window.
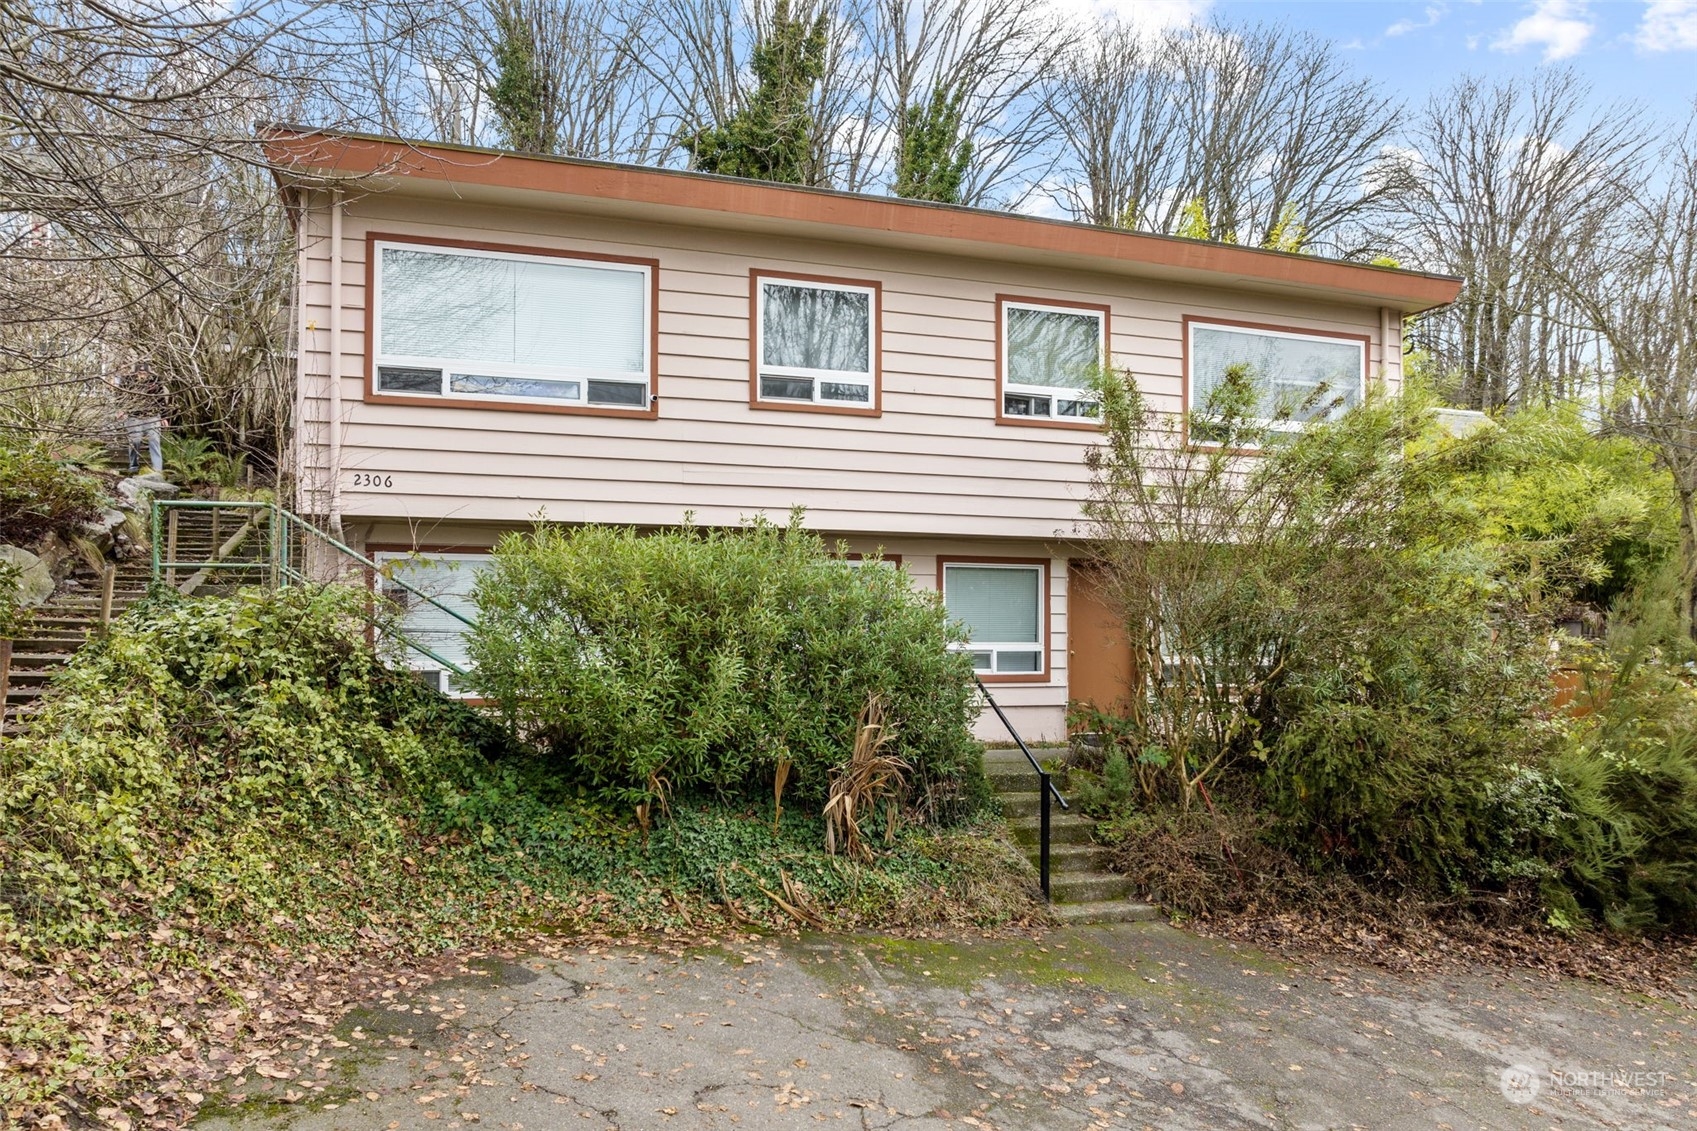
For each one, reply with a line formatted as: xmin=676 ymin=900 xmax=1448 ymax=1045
xmin=941 ymin=560 xmax=1046 ymax=678
xmin=999 ymin=298 xmax=1107 ymax=422
xmin=753 ymin=273 xmax=878 ymax=409
xmin=372 ymin=240 xmax=652 ymax=411
xmin=372 ymin=550 xmax=490 ymax=697
xmin=1187 ymin=319 xmax=1366 ymax=432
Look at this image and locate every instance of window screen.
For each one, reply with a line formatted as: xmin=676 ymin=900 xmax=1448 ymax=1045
xmin=376 ymin=243 xmax=649 ymax=407
xmin=761 ymin=283 xmax=871 ymax=373
xmin=1005 ymin=306 xmax=1102 ymax=392
xmin=945 ymin=566 xmax=1040 ymax=643
xmin=1190 ymin=323 xmax=1363 ymax=424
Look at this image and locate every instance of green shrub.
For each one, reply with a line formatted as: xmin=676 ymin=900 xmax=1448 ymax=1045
xmin=0 ymin=560 xmax=28 ymax=637
xmin=1536 ymin=655 xmax=1697 ymax=933
xmin=162 ymin=432 xmax=249 ymax=490
xmin=0 ymin=439 xmax=106 ymax=545
xmin=466 ymin=516 xmax=984 ymax=819
xmin=0 ymin=586 xmax=492 ymax=947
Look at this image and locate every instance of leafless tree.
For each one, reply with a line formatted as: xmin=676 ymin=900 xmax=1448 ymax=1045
xmin=1566 ymin=119 xmax=1697 ymax=640
xmin=1389 ymin=71 xmax=1647 ymax=411
xmin=1043 ymin=21 xmax=1185 ymax=227
xmin=1044 ymin=20 xmax=1398 ymax=253
xmin=0 ymin=2 xmax=423 ymax=464
xmin=857 ymin=0 xmax=1069 ymax=207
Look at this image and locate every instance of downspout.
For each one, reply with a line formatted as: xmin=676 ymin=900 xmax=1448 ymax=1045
xmin=328 ymin=189 xmax=345 ymax=538
xmin=1380 ymin=306 xmax=1397 ymax=392
xmin=290 ymin=197 xmax=308 ymax=513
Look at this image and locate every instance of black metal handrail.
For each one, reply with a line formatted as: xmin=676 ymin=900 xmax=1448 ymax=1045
xmin=975 ymin=676 xmax=1068 ymax=899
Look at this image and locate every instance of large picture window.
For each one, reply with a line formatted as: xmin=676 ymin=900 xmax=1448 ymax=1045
xmin=752 ymin=272 xmax=879 ymax=412
xmin=372 ymin=550 xmax=489 ymax=697
xmin=1187 ymin=319 xmax=1366 ymax=434
xmin=998 ymin=297 xmax=1107 ymax=424
xmin=372 ymin=239 xmax=654 ymax=411
xmin=941 ymin=560 xmax=1046 ymax=679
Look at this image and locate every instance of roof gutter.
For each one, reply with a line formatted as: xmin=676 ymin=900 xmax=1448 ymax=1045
xmin=260 ymin=125 xmax=1464 ymax=316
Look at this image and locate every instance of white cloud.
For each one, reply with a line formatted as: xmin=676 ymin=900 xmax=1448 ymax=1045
xmin=1491 ymin=0 xmax=1595 ymax=61
xmin=1635 ymin=0 xmax=1697 ymax=52
xmin=1386 ymin=4 xmax=1447 ymax=38
xmin=1044 ymin=0 xmax=1211 ymax=34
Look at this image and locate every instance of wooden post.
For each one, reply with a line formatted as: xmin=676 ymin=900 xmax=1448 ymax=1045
xmin=166 ymin=508 xmax=179 ymax=589
xmin=99 ymin=565 xmax=116 ymax=629
xmin=211 ymin=506 xmax=221 ymax=548
xmin=1 ymin=638 xmax=11 ymax=735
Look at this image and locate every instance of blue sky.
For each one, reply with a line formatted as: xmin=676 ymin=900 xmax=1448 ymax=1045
xmin=1086 ymin=1 xmax=1697 ymax=124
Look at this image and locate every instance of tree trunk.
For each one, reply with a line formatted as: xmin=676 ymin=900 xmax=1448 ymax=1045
xmin=1680 ymin=487 xmax=1697 ymax=643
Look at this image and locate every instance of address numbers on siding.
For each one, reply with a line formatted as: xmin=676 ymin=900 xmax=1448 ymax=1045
xmin=350 ymin=473 xmax=394 ymax=488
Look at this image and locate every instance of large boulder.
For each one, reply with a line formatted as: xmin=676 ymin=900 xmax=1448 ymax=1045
xmin=0 ymin=544 xmax=54 ymax=607
xmin=117 ymin=475 xmax=180 ymax=506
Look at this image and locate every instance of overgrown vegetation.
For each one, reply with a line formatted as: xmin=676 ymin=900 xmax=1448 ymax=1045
xmin=1073 ymin=366 xmax=1697 ymax=935
xmin=0 ymin=439 xmax=106 ymax=546
xmin=161 ymin=432 xmax=250 ymax=492
xmin=466 ymin=516 xmax=986 ymax=821
xmin=0 ymin=584 xmax=1027 ymax=1127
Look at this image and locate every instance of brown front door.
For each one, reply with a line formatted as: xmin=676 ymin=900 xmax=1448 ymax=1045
xmin=1067 ymin=563 xmax=1136 ymax=726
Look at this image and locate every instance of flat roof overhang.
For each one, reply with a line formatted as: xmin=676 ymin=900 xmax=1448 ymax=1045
xmin=263 ymin=126 xmax=1463 ymax=316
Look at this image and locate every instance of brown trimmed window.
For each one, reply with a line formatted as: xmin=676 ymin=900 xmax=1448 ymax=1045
xmin=751 ymin=271 xmax=880 ymax=413
xmin=1186 ymin=318 xmax=1367 ymax=436
xmin=997 ymin=296 xmax=1107 ymax=424
xmin=372 ymin=239 xmax=653 ymax=411
xmin=940 ymin=559 xmax=1047 ymax=679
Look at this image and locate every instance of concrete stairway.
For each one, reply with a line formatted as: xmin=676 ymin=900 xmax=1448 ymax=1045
xmin=1 ymin=506 xmax=247 ymax=734
xmin=986 ymin=747 xmax=1160 ymax=926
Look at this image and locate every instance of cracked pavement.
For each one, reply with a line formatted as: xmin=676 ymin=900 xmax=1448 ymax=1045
xmin=193 ymin=922 xmax=1697 ymax=1130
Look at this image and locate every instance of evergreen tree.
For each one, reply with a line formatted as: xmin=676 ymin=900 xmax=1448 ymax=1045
xmin=682 ymin=0 xmax=828 ymax=184
xmin=488 ymin=1 xmax=557 ymax=154
xmin=893 ymin=87 xmax=973 ymax=204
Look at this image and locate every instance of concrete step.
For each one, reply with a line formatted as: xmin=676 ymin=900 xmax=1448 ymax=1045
xmin=1006 ymin=814 xmax=1097 ymax=846
xmin=1050 ymin=872 xmax=1139 ymax=904
xmin=1034 ymin=842 xmax=1113 ymax=875
xmin=1052 ymin=900 xmax=1162 ymax=926
xmin=999 ymin=791 xmax=1053 ymax=818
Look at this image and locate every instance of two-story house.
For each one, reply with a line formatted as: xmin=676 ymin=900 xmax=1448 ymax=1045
xmin=266 ymin=127 xmax=1461 ymax=743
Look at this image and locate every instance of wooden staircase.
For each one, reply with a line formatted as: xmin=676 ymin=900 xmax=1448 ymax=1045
xmin=1 ymin=507 xmax=238 ymax=735
xmin=985 ymin=747 xmax=1159 ymax=926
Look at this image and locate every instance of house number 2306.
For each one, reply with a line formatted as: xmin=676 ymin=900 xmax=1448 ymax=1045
xmin=351 ymin=473 xmax=394 ymax=488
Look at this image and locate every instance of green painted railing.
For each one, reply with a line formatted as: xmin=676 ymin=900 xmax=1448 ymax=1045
xmin=150 ymin=498 xmax=475 ymax=677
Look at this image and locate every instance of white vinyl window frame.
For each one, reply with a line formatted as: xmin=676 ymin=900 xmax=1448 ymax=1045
xmin=998 ymin=298 xmax=1108 ymax=423
xmin=370 ymin=239 xmax=654 ymax=412
xmin=753 ymin=273 xmax=879 ymax=410
xmin=372 ymin=550 xmax=491 ymax=698
xmin=941 ymin=560 xmax=1048 ymax=680
xmin=1185 ymin=319 xmax=1368 ymax=435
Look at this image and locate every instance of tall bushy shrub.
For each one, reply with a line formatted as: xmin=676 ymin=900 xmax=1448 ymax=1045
xmin=465 ymin=517 xmax=983 ymax=817
xmin=1083 ymin=371 xmax=1559 ymax=890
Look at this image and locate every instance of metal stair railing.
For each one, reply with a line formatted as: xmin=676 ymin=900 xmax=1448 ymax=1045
xmin=975 ymin=676 xmax=1068 ymax=900
xmin=150 ymin=498 xmax=475 ymax=678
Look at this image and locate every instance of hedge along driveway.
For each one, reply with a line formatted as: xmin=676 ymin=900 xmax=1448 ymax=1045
xmin=193 ymin=922 xmax=1697 ymax=1130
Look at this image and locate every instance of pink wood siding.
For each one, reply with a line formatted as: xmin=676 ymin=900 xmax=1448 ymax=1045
xmin=293 ymin=191 xmax=1397 ymax=543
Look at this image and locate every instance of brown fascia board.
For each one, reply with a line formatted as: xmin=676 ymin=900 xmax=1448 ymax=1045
xmin=260 ymin=124 xmax=1463 ymax=315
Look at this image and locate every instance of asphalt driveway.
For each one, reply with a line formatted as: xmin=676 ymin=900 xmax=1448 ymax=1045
xmin=193 ymin=921 xmax=1697 ymax=1130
